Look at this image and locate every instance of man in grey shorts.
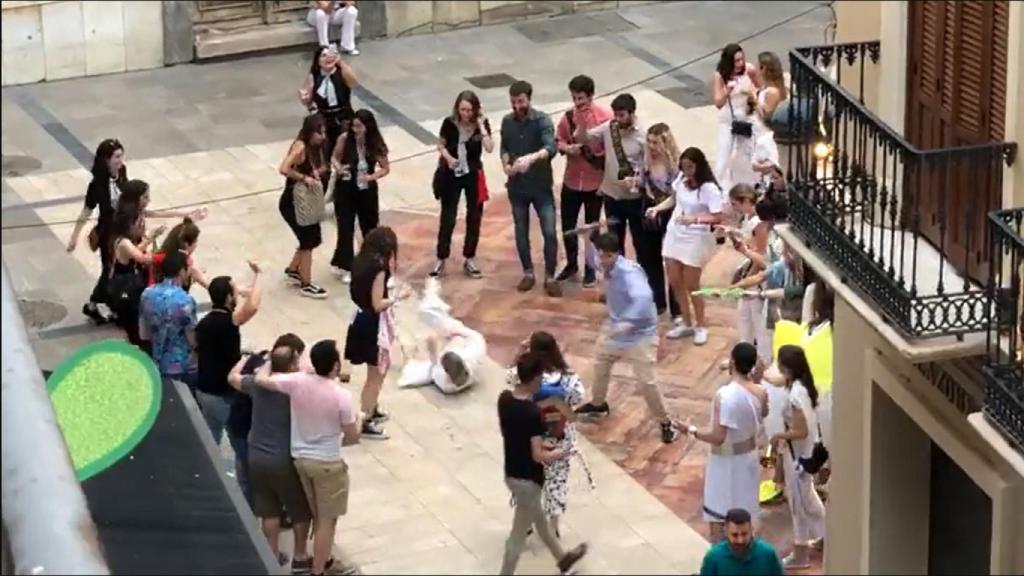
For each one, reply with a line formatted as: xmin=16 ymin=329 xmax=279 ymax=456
xmin=230 ymin=334 xmax=313 ymax=573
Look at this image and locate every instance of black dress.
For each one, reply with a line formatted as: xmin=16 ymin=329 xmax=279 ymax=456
xmin=344 ymin=257 xmax=388 ymax=366
xmin=108 ymin=245 xmax=145 ymax=345
xmin=279 ymin=148 xmax=325 ymax=251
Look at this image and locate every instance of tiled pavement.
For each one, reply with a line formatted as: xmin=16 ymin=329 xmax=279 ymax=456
xmin=2 ymin=2 xmax=834 ymax=573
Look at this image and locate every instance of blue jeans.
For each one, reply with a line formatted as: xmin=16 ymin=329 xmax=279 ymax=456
xmin=510 ymin=190 xmax=558 ymax=277
xmin=196 ymin=390 xmax=232 ymax=447
xmin=227 ymin=427 xmax=253 ymax=509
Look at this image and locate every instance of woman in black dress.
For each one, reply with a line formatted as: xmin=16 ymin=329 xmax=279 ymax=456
xmin=279 ymin=114 xmax=330 ymax=299
xmin=108 ymin=205 xmax=165 ymax=345
xmin=329 ymin=109 xmax=390 ymax=282
xmin=345 ymin=225 xmax=406 ymax=439
xmin=299 ymin=45 xmax=357 ymax=162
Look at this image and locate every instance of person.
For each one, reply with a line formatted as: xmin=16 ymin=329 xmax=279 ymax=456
xmin=498 ymin=351 xmax=588 ymax=576
xmin=249 ymin=339 xmax=360 ymax=576
xmin=149 ymin=217 xmax=210 ymax=290
xmin=414 ymin=278 xmax=487 ymax=394
xmin=713 ymin=43 xmax=761 ymax=185
xmin=725 ymin=184 xmax=774 ymax=362
xmin=575 ymin=232 xmax=680 ymax=443
xmin=685 ymin=342 xmax=768 ymax=542
xmin=279 ymin=113 xmax=330 ymax=299
xmin=645 ymin=147 xmax=724 ymax=344
xmin=228 ymin=335 xmax=313 ymax=573
xmin=576 ymin=93 xmax=645 ymax=261
xmin=554 ymin=75 xmax=612 ymax=288
xmin=140 ymin=250 xmax=199 ymax=389
xmin=330 ymin=109 xmax=390 ymax=281
xmin=67 ymin=138 xmax=128 ymax=324
xmin=195 ymin=262 xmax=263 ymax=446
xmin=639 ymin=123 xmax=682 ymax=320
xmin=500 ymin=80 xmax=561 ymax=297
xmin=770 ymin=345 xmax=826 ymax=569
xmin=756 ymin=51 xmax=788 ymax=122
xmin=431 ymin=90 xmax=494 ymax=279
xmin=299 ymin=45 xmax=357 ymax=162
xmin=107 ymin=206 xmax=165 ymax=346
xmin=344 ymin=226 xmax=408 ymax=439
xmin=306 ymin=1 xmax=360 ymax=55
xmin=115 ymin=178 xmax=207 ymax=245
xmin=699 ymin=508 xmax=784 ymax=575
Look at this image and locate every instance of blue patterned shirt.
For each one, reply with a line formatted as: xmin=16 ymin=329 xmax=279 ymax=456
xmin=140 ymin=280 xmax=198 ymax=376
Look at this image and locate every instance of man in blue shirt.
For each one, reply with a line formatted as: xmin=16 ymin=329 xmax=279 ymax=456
xmin=140 ymin=251 xmax=198 ymax=390
xmin=575 ymin=232 xmax=679 ymax=443
xmin=500 ymin=80 xmax=561 ymax=298
xmin=700 ymin=508 xmax=784 ymax=576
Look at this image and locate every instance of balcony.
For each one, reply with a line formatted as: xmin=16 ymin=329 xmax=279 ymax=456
xmin=984 ymin=208 xmax=1023 ymax=452
xmin=784 ymin=41 xmax=1017 ymax=339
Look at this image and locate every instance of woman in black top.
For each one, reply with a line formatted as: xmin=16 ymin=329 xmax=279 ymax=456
xmin=279 ymin=114 xmax=330 ymax=299
xmin=329 ymin=109 xmax=390 ymax=281
xmin=431 ymin=90 xmax=494 ymax=279
xmin=67 ymin=139 xmax=128 ymax=324
xmin=108 ymin=206 xmax=165 ymax=345
xmin=344 ymin=226 xmax=406 ymax=440
xmin=299 ymin=46 xmax=357 ymax=163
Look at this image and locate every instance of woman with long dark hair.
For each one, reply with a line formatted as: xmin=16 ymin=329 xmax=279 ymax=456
xmin=108 ymin=205 xmax=165 ymax=345
xmin=645 ymin=147 xmax=724 ymax=345
xmin=299 ymin=45 xmax=357 ymax=162
xmin=639 ymin=123 xmax=681 ymax=322
xmin=712 ymin=43 xmax=760 ymax=185
xmin=330 ymin=109 xmax=390 ymax=282
xmin=344 ymin=226 xmax=406 ymax=439
xmin=431 ymin=90 xmax=494 ymax=279
xmin=149 ymin=217 xmax=210 ymax=291
xmin=770 ymin=345 xmax=826 ymax=569
xmin=279 ymin=114 xmax=330 ymax=299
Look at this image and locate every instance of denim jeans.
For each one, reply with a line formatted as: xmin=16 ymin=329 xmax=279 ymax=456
xmin=196 ymin=390 xmax=232 ymax=447
xmin=510 ymin=190 xmax=558 ymax=277
xmin=227 ymin=427 xmax=253 ymax=509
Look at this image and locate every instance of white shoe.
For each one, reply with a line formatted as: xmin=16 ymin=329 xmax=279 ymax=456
xmin=666 ymin=322 xmax=695 ymax=340
xmin=694 ymin=327 xmax=709 ymax=346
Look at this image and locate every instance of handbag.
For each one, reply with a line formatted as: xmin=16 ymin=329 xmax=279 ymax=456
xmin=431 ymin=159 xmax=447 ymax=201
xmin=565 ymin=110 xmax=605 ymax=170
xmin=787 ymin=422 xmax=830 ymax=475
xmin=728 ymin=97 xmax=754 ymax=138
xmin=292 ymin=178 xmax=325 ymax=226
xmin=477 ymin=169 xmax=489 ymax=204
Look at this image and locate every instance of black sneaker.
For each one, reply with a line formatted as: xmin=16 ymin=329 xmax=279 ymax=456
xmin=463 ymin=259 xmax=483 ymax=279
xmin=575 ymin=402 xmax=610 ymax=418
xmin=82 ymin=303 xmax=111 ymax=325
xmin=555 ymin=265 xmax=578 ymax=282
xmin=299 ymin=283 xmax=328 ymax=299
xmin=429 ymin=259 xmax=445 ymax=278
xmin=557 ymin=543 xmax=588 ymax=575
xmin=291 ymin=557 xmax=311 ymax=575
xmin=285 ymin=268 xmax=302 ymax=285
xmin=661 ymin=420 xmax=680 ymax=444
xmin=582 ymin=267 xmax=597 ymax=288
xmin=361 ymin=419 xmax=389 ymax=440
xmin=370 ymin=406 xmax=390 ymax=423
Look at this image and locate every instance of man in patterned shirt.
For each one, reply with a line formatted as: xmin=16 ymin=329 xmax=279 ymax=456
xmin=140 ymin=250 xmax=199 ymax=390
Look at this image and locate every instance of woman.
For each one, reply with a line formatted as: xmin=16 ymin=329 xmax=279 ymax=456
xmin=726 ymin=184 xmax=776 ymax=362
xmin=639 ymin=123 xmax=681 ymax=321
xmin=770 ymin=345 xmax=826 ymax=569
xmin=67 ymin=139 xmax=129 ymax=324
xmin=344 ymin=226 xmax=407 ymax=439
xmin=115 ymin=178 xmax=207 ymax=242
xmin=712 ymin=43 xmax=761 ymax=187
xmin=330 ymin=109 xmax=390 ymax=282
xmin=431 ymin=90 xmax=494 ymax=279
xmin=279 ymin=114 xmax=330 ymax=299
xmin=645 ymin=147 xmax=723 ymax=345
xmin=149 ymin=218 xmax=209 ymax=290
xmin=108 ymin=207 xmax=165 ymax=346
xmin=756 ymin=51 xmax=788 ymax=124
xmin=299 ymin=45 xmax=357 ymax=162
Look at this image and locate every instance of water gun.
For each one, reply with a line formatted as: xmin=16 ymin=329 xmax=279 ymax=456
xmin=691 ymin=287 xmax=746 ymax=300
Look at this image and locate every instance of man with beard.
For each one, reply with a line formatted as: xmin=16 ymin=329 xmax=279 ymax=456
xmin=699 ymin=508 xmax=783 ymax=575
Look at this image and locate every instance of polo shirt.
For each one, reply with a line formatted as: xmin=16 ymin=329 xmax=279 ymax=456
xmin=699 ymin=539 xmax=784 ymax=576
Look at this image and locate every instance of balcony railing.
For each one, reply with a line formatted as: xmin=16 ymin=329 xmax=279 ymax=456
xmin=984 ymin=208 xmax=1023 ymax=451
xmin=784 ymin=41 xmax=1018 ymax=339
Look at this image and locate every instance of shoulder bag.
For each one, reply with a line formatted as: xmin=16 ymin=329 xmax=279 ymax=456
xmin=292 ymin=178 xmax=325 ymax=226
xmin=729 ymin=96 xmax=754 ymax=138
xmin=565 ymin=110 xmax=605 ymax=170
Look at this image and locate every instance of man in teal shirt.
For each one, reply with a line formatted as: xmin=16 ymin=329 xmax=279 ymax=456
xmin=700 ymin=509 xmax=784 ymax=576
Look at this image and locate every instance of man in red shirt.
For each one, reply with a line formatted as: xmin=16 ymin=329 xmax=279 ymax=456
xmin=555 ymin=75 xmax=612 ymax=288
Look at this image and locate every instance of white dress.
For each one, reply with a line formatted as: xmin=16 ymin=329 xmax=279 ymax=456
xmin=703 ymin=381 xmax=764 ymax=522
xmin=781 ymin=381 xmax=826 ymax=544
xmin=715 ymin=68 xmax=757 ymax=184
xmin=662 ymin=176 xmax=723 ymax=268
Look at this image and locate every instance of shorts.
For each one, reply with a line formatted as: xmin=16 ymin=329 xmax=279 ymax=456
xmin=249 ymin=456 xmax=313 ymax=522
xmin=294 ymin=457 xmax=350 ymax=520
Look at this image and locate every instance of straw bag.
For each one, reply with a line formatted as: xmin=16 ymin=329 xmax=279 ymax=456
xmin=293 ymin=179 xmax=325 ymax=226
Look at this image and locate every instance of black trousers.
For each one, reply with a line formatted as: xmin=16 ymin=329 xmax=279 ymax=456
xmin=436 ymin=172 xmax=483 ymax=260
xmin=560 ymin=186 xmax=602 ymax=271
xmin=89 ymin=230 xmax=112 ymax=305
xmin=331 ymin=181 xmax=379 ymax=271
xmin=602 ymin=196 xmax=644 ymax=258
xmin=639 ymin=197 xmax=680 ymax=316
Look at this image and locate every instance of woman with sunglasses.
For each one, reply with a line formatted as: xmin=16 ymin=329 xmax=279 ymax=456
xmin=299 ymin=45 xmax=357 ymax=163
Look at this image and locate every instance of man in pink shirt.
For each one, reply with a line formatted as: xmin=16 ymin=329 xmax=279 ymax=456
xmin=253 ymin=339 xmax=359 ymax=576
xmin=555 ymin=75 xmax=613 ymax=288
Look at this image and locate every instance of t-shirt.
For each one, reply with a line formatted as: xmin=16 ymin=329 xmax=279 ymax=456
xmin=668 ymin=176 xmax=724 ymax=242
xmin=497 ymin=390 xmax=546 ymax=486
xmin=195 ymin=309 xmax=241 ymax=396
xmin=699 ymin=539 xmax=784 ymax=576
xmin=140 ymin=280 xmax=198 ymax=376
xmin=237 ymin=355 xmax=294 ymax=463
xmin=270 ymin=371 xmax=356 ymax=462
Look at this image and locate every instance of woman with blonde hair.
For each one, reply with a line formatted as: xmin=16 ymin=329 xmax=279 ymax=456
xmin=756 ymin=51 xmax=788 ymax=121
xmin=639 ymin=123 xmax=681 ymax=323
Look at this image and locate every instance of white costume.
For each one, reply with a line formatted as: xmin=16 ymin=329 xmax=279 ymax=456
xmin=703 ymin=380 xmax=764 ymax=522
xmin=781 ymin=380 xmax=826 ymax=544
xmin=715 ymin=68 xmax=758 ymax=185
xmin=307 ymin=2 xmax=359 ymax=52
xmin=662 ymin=176 xmax=724 ymax=268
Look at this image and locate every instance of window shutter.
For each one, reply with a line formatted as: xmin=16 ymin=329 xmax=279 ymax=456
xmin=940 ymin=1 xmax=957 ymax=113
xmin=919 ymin=1 xmax=941 ymax=100
xmin=990 ymin=0 xmax=1009 ymax=140
xmin=955 ymin=2 xmax=987 ymax=137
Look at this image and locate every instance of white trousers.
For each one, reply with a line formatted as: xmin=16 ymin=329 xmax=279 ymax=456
xmin=782 ymin=450 xmax=826 ymax=544
xmin=308 ymin=5 xmax=359 ymax=51
xmin=737 ymin=298 xmax=771 ymax=362
xmin=714 ymin=123 xmax=734 ymax=186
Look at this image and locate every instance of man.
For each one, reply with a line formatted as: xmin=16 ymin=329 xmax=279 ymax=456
xmin=500 ymin=80 xmax=561 ymax=298
xmin=229 ymin=335 xmax=313 ymax=573
xmin=140 ymin=250 xmax=199 ymax=389
xmin=575 ymin=93 xmax=645 ymax=259
xmin=251 ymin=340 xmax=360 ymax=576
xmin=555 ymin=75 xmax=612 ymax=288
xmin=575 ymin=232 xmax=680 ymax=443
xmin=195 ymin=262 xmax=263 ymax=445
xmin=498 ymin=351 xmax=588 ymax=575
xmin=699 ymin=508 xmax=784 ymax=576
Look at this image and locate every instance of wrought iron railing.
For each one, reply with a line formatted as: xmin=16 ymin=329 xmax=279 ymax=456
xmin=785 ymin=41 xmax=1018 ymax=338
xmin=984 ymin=208 xmax=1023 ymax=451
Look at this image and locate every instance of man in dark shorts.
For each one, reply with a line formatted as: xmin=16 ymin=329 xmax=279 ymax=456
xmin=498 ymin=351 xmax=588 ymax=575
xmin=229 ymin=334 xmax=313 ymax=573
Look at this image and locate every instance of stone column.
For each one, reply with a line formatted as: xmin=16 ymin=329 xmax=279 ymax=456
xmin=162 ymin=0 xmax=194 ymax=65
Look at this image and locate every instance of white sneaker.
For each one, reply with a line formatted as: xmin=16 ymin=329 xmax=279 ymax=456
xmin=330 ymin=266 xmax=351 ymax=283
xmin=300 ymin=283 xmax=328 ymax=299
xmin=666 ymin=322 xmax=695 ymax=340
xmin=694 ymin=327 xmax=709 ymax=346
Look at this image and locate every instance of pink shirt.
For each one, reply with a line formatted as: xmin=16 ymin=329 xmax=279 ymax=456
xmin=271 ymin=371 xmax=356 ymax=462
xmin=556 ymin=103 xmax=613 ymax=192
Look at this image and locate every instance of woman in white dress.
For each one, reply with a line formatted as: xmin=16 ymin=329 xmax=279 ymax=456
xmin=770 ymin=345 xmax=827 ymax=569
xmin=685 ymin=342 xmax=767 ymax=542
xmin=712 ymin=44 xmax=761 ymax=187
xmin=645 ymin=147 xmax=723 ymax=345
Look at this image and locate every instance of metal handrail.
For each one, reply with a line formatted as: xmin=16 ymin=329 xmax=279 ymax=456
xmin=1 ymin=263 xmax=109 ymax=575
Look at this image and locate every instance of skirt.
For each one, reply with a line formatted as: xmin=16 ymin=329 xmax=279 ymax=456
xmin=662 ymin=228 xmax=717 ymax=268
xmin=344 ymin=309 xmax=380 ymax=366
xmin=280 ymin=183 xmax=322 ymax=251
xmin=702 ymin=450 xmax=760 ymax=523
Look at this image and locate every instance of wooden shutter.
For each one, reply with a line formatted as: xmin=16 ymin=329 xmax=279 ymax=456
xmin=990 ymin=0 xmax=1009 ymax=140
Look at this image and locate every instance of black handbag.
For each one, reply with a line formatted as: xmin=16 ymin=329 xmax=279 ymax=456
xmin=788 ymin=422 xmax=830 ymax=475
xmin=431 ymin=159 xmax=448 ymax=200
xmin=728 ymin=98 xmax=753 ymax=138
